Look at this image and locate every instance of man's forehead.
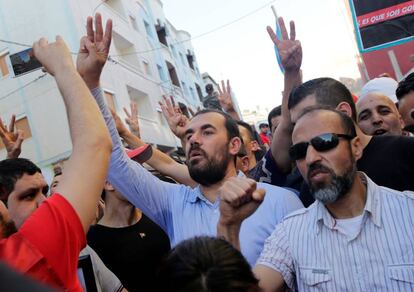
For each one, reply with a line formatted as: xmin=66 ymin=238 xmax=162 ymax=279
xmin=359 ymin=92 xmax=393 ymax=105
xmin=293 ymin=110 xmax=342 ymax=141
xmin=14 ymin=172 xmax=47 ymax=188
xmin=188 ymin=112 xmax=225 ymax=129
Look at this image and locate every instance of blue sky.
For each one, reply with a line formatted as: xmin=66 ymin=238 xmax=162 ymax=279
xmin=162 ymin=0 xmax=361 ymax=112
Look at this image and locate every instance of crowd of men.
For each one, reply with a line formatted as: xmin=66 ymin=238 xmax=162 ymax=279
xmin=0 ymin=12 xmax=413 ymax=292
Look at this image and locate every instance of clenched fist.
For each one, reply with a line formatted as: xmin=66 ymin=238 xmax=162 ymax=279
xmin=219 ymin=177 xmax=265 ymax=226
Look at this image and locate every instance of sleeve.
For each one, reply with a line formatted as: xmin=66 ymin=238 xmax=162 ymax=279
xmin=256 ymin=223 xmax=296 ymax=290
xmin=83 ymin=246 xmax=123 ymax=292
xmin=19 ymin=194 xmax=86 ymax=289
xmin=91 ymin=87 xmax=176 ymax=231
xmin=256 ymin=150 xmax=289 ymax=186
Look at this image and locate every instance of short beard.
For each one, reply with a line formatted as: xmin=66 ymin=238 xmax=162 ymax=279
xmin=187 ymin=145 xmax=231 ymax=186
xmin=0 ymin=213 xmax=17 ymax=238
xmin=308 ymin=161 xmax=357 ymax=204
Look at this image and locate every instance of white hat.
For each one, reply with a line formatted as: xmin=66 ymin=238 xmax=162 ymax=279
xmin=359 ymin=77 xmax=398 ymax=103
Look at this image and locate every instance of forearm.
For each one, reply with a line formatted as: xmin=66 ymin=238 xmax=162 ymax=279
xmin=217 ymin=222 xmax=241 ymax=251
xmin=56 ymin=70 xmax=111 ymax=149
xmin=271 ymin=70 xmax=301 ymax=172
xmin=225 ymin=109 xmax=241 ymax=121
xmin=122 ymin=131 xmax=196 ymax=187
xmin=54 ymin=69 xmax=112 ymax=231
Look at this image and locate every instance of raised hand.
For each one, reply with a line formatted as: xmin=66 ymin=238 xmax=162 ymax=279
xmin=76 ymin=13 xmax=112 ymax=89
xmin=217 ymin=80 xmax=234 ymax=112
xmin=109 ymin=108 xmax=129 ymax=137
xmin=33 ymin=36 xmax=75 ymax=76
xmin=266 ymin=17 xmax=302 ymax=72
xmin=123 ymin=102 xmax=140 ymax=138
xmin=0 ymin=115 xmax=24 ymax=159
xmin=159 ymin=96 xmax=188 ymax=139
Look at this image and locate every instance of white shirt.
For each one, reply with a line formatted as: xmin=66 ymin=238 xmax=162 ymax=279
xmin=257 ymin=173 xmax=414 ymax=291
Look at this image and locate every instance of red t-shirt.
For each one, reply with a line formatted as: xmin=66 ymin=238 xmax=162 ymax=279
xmin=260 ymin=132 xmax=271 ymax=146
xmin=0 ymin=194 xmax=86 ymax=291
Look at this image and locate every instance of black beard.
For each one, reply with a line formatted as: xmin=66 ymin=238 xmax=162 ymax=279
xmin=0 ymin=213 xmax=17 ymax=238
xmin=307 ymin=161 xmax=356 ymax=204
xmin=187 ymin=145 xmax=231 ymax=186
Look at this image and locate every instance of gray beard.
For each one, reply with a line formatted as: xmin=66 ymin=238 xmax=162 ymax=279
xmin=312 ymin=164 xmax=357 ymax=204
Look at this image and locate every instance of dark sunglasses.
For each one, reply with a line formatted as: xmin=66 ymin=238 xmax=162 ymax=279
xmin=289 ymin=133 xmax=355 ymax=161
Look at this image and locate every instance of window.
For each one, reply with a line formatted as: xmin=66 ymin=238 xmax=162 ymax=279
xmin=166 ymin=61 xmax=180 ymax=87
xmin=186 ymin=52 xmax=195 ymax=70
xmin=0 ymin=52 xmax=9 ymax=77
xmin=156 ymin=23 xmax=168 ymax=46
xmin=144 ymin=20 xmax=153 ymax=38
xmin=157 ymin=64 xmax=167 ymax=82
xmin=112 ymin=31 xmax=140 ymax=69
xmin=142 ymin=60 xmax=151 ymax=76
xmin=104 ymin=91 xmax=116 ymax=111
xmin=0 ymin=116 xmax=32 ymax=150
xmin=195 ymin=83 xmax=203 ymax=102
xmin=127 ymin=86 xmax=153 ymax=120
xmin=129 ymin=15 xmax=139 ymax=31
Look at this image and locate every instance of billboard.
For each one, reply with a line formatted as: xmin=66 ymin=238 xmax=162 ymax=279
xmin=349 ymin=0 xmax=414 ymax=52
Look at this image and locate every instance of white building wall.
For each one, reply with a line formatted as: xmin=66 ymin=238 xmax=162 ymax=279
xmin=0 ymin=0 xmax=205 ymax=172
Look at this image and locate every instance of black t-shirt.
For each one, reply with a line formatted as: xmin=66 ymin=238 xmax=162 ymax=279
xmin=87 ymin=214 xmax=170 ymax=292
xmin=357 ymin=135 xmax=414 ymax=191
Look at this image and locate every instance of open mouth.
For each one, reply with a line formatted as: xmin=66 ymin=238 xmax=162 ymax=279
xmin=373 ymin=129 xmax=387 ymax=135
xmin=189 ymin=150 xmax=204 ymax=160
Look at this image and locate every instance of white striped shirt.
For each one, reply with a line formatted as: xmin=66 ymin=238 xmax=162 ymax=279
xmin=257 ymin=173 xmax=414 ymax=291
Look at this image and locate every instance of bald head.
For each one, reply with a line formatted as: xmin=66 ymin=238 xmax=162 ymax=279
xmin=356 ymin=92 xmax=403 ymax=136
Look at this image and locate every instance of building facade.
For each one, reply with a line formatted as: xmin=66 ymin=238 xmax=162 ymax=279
xmin=0 ymin=0 xmax=205 ymax=179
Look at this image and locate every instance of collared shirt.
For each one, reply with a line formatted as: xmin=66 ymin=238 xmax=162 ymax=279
xmin=257 ymin=173 xmax=414 ymax=291
xmin=92 ymin=88 xmax=303 ymax=266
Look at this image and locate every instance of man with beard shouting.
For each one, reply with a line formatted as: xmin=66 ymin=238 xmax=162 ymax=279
xmin=217 ymin=107 xmax=414 ymax=291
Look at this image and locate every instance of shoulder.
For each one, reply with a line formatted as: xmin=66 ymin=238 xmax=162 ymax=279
xmin=257 ymin=182 xmax=301 ymax=203
xmin=378 ymin=184 xmax=414 ymax=203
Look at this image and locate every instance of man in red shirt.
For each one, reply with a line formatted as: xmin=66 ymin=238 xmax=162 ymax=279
xmin=0 ymin=15 xmax=112 ymax=291
xmin=259 ymin=123 xmax=271 ymax=149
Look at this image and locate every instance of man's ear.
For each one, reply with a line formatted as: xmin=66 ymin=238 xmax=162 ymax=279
xmin=336 ymin=102 xmax=353 ymax=118
xmin=250 ymin=140 xmax=260 ymax=152
xmin=351 ymin=136 xmax=363 ymax=161
xmin=104 ymin=181 xmax=115 ymax=192
xmin=239 ymin=156 xmax=250 ymax=174
xmin=228 ymin=137 xmax=241 ymax=156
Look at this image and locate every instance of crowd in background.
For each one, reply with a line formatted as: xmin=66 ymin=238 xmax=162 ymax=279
xmin=0 ymin=12 xmax=413 ymax=292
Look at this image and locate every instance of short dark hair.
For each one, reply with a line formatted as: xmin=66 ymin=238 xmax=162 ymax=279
xmin=258 ymin=123 xmax=269 ymax=129
xmin=396 ymin=72 xmax=414 ymax=100
xmin=296 ymin=105 xmax=357 ymax=137
xmin=288 ymin=78 xmax=357 ymax=121
xmin=236 ymin=121 xmax=255 ymax=141
xmin=157 ymin=236 xmax=260 ymax=292
xmin=268 ymin=105 xmax=281 ymax=131
xmin=193 ymin=109 xmax=240 ymax=141
xmin=0 ymin=158 xmax=41 ymax=204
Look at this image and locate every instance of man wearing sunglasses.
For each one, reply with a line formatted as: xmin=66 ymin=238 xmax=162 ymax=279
xmin=218 ymin=107 xmax=414 ymax=291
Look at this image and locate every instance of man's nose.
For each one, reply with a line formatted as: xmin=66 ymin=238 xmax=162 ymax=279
xmin=305 ymin=144 xmax=322 ymax=167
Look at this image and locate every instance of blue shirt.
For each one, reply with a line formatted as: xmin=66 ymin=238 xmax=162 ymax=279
xmin=92 ymin=88 xmax=303 ymax=265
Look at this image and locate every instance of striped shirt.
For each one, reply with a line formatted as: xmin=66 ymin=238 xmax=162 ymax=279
xmin=257 ymin=173 xmax=414 ymax=291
